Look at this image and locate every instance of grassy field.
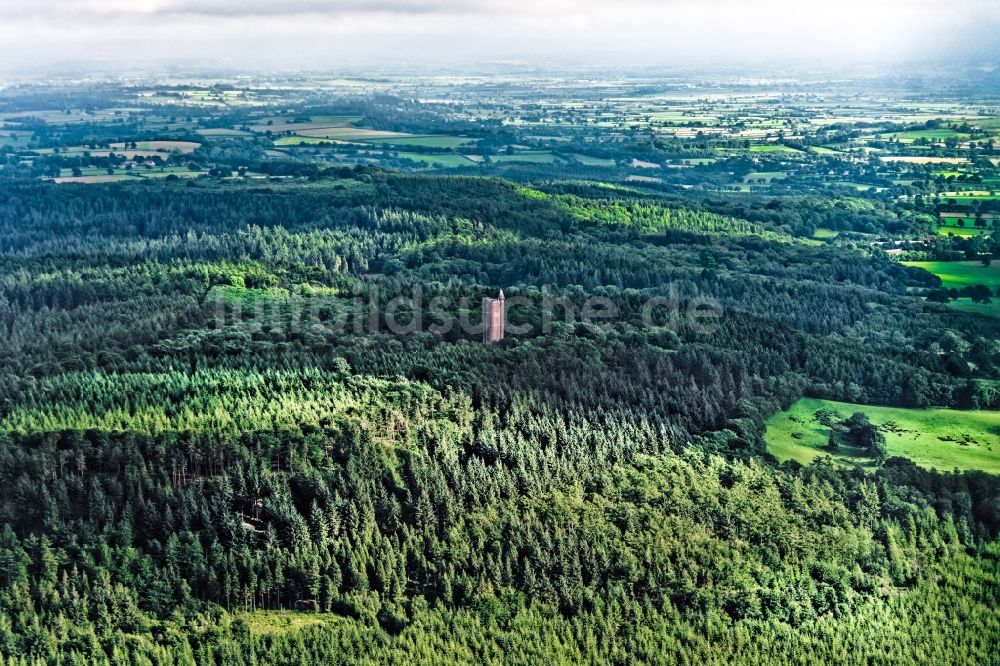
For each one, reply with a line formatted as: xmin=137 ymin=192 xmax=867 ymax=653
xmin=273 ymin=135 xmax=472 ymax=150
xmin=492 ymin=151 xmax=561 ymax=164
xmin=943 ymin=299 xmax=1000 ymax=319
xmin=291 ymin=128 xmax=473 ymax=148
xmin=882 ymin=129 xmax=967 ymax=143
xmin=139 ymin=168 xmax=204 ymax=179
xmin=395 ymin=152 xmax=477 ymax=168
xmin=308 ymin=115 xmax=364 ymax=124
xmin=273 ymin=136 xmax=343 ymax=146
xmin=939 ymin=191 xmax=1000 ymax=201
xmin=836 ymin=182 xmax=880 ymax=192
xmin=52 ymin=165 xmax=204 ymax=184
xmin=937 ymin=225 xmax=992 ymax=237
xmin=903 ymin=260 xmax=1000 ymax=290
xmin=52 ymin=174 xmax=137 ymax=184
xmin=744 ymin=171 xmax=787 ymax=183
xmin=748 ymin=144 xmax=802 ymax=153
xmin=370 ymin=136 xmax=473 ymax=148
xmin=196 ymin=128 xmax=253 ymax=137
xmin=880 ymin=156 xmax=968 ymax=164
xmin=904 ymin=260 xmax=1000 ymax=319
xmin=296 ymin=128 xmax=410 ymax=140
xmin=109 ymin=140 xmax=200 ymax=153
xmin=248 ymin=116 xmax=362 ymax=133
xmin=571 ymin=154 xmax=617 ymax=166
xmin=41 ymin=146 xmax=195 ymax=159
xmin=1 ymin=132 xmax=34 ymax=148
xmin=813 ymin=228 xmax=840 ymax=239
xmin=766 ymin=398 xmax=1000 ymax=474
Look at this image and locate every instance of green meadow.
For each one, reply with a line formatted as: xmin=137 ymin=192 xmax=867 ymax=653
xmin=939 ymin=191 xmax=1000 ymax=202
xmin=296 ymin=127 xmax=470 ymax=147
xmin=1 ymin=132 xmax=34 ymax=148
xmin=766 ymin=397 xmax=1000 ymax=474
xmin=748 ymin=144 xmax=802 ymax=153
xmin=394 ymin=152 xmax=476 ymax=168
xmin=53 ymin=165 xmax=204 ymax=183
xmin=946 ymin=299 xmax=1000 ymax=318
xmin=903 ymin=260 xmax=1000 ymax=290
xmin=904 ymin=260 xmax=1000 ymax=319
xmin=52 ymin=174 xmax=136 ymax=184
xmin=492 ymin=151 xmax=561 ymax=164
xmin=936 ymin=224 xmax=991 ymax=237
xmin=139 ymin=168 xmax=204 ymax=179
xmin=369 ymin=135 xmax=473 ymax=148
xmin=883 ymin=129 xmax=967 ymax=143
xmin=744 ymin=171 xmax=787 ymax=182
xmin=571 ymin=154 xmax=617 ymax=166
xmin=275 ymin=133 xmax=471 ymax=149
xmin=273 ymin=136 xmax=340 ymax=146
xmin=196 ymin=128 xmax=253 ymax=137
xmin=308 ymin=115 xmax=364 ymax=124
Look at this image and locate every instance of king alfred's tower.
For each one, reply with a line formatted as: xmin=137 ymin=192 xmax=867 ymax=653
xmin=482 ymin=290 xmax=505 ymax=343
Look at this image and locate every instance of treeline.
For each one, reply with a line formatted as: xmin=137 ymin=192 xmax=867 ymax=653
xmin=532 ymin=180 xmax=921 ymax=236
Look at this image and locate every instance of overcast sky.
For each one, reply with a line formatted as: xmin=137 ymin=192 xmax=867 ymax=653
xmin=0 ymin=0 xmax=997 ymax=73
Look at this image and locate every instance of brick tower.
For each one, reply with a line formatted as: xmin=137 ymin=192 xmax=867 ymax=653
xmin=482 ymin=290 xmax=505 ymax=343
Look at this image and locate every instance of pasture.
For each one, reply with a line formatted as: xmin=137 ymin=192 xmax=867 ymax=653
xmin=273 ymin=137 xmax=342 ymax=146
xmin=139 ymin=168 xmax=204 ymax=178
xmin=57 ymin=167 xmax=130 ymax=178
xmin=571 ymin=154 xmax=617 ymax=166
xmin=945 ymin=300 xmax=1000 ymax=319
xmin=369 ymin=136 xmax=472 ymax=148
xmin=744 ymin=171 xmax=787 ymax=183
xmin=0 ymin=131 xmax=33 ymax=148
xmin=880 ymin=156 xmax=969 ymax=164
xmin=939 ymin=191 xmax=1000 ymax=201
xmin=394 ymin=152 xmax=477 ymax=168
xmin=905 ymin=260 xmax=1000 ymax=319
xmin=109 ymin=140 xmax=200 ymax=153
xmin=903 ymin=260 xmax=1000 ymax=291
xmin=493 ymin=151 xmax=561 ymax=164
xmin=882 ymin=129 xmax=967 ymax=144
xmin=272 ymin=125 xmax=472 ymax=149
xmin=813 ymin=228 xmax=839 ymax=239
xmin=196 ymin=128 xmax=253 ymax=137
xmin=766 ymin=397 xmax=1000 ymax=474
xmin=37 ymin=145 xmax=200 ymax=159
xmin=52 ymin=174 xmax=136 ymax=184
xmin=52 ymin=165 xmax=204 ymax=184
xmin=936 ymin=225 xmax=991 ymax=237
xmin=296 ymin=127 xmax=412 ymax=140
xmin=292 ymin=127 xmax=472 ymax=148
xmin=748 ymin=144 xmax=802 ymax=153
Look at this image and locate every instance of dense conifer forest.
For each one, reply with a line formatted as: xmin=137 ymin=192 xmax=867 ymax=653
xmin=0 ymin=164 xmax=997 ymax=664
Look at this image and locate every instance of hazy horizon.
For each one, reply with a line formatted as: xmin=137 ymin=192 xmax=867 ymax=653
xmin=2 ymin=0 xmax=998 ymax=76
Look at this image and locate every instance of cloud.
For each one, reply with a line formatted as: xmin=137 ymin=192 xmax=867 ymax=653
xmin=0 ymin=0 xmax=997 ymax=72
xmin=100 ymin=0 xmax=474 ymax=17
xmin=4 ymin=0 xmax=507 ymax=18
xmin=13 ymin=0 xmax=989 ymax=21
